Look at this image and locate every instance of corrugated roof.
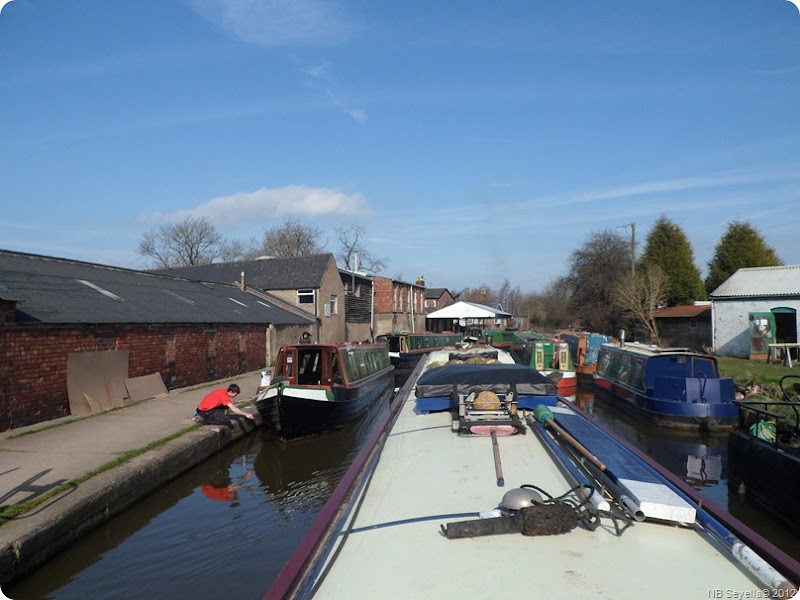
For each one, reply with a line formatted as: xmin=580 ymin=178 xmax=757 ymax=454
xmin=155 ymin=254 xmax=335 ymax=290
xmin=652 ymin=305 xmax=711 ymax=318
xmin=0 ymin=250 xmax=313 ymax=326
xmin=710 ymin=265 xmax=800 ymax=299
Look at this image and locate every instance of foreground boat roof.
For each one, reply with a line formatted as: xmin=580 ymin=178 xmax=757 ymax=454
xmin=268 ymin=356 xmax=799 ymax=599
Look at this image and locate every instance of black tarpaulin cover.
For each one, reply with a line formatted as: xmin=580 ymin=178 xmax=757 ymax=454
xmin=415 ymin=363 xmax=557 ymax=397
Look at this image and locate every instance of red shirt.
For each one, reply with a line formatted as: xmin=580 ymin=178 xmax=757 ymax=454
xmin=197 ymin=388 xmax=231 ymax=411
xmin=200 ymin=485 xmax=233 ymax=502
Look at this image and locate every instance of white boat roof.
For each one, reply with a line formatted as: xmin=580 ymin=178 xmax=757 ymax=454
xmin=297 ymin=363 xmax=794 ymax=599
xmin=423 ymin=344 xmax=517 ymax=366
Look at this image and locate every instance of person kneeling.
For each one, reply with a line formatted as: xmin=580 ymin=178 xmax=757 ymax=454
xmin=196 ymin=384 xmax=255 ymax=426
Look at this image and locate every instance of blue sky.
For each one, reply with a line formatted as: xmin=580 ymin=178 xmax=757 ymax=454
xmin=1 ymin=1 xmax=799 ymax=293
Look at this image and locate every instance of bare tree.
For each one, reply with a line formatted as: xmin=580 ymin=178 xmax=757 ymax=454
xmin=258 ymin=217 xmax=326 ymax=257
xmin=335 ymin=224 xmax=389 ymax=273
xmin=613 ymin=265 xmax=670 ymax=344
xmin=137 ymin=216 xmax=224 ymax=268
xmin=560 ymin=228 xmax=630 ymax=334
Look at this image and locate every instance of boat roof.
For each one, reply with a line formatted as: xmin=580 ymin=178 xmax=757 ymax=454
xmin=599 ymin=341 xmax=713 ymax=359
xmin=276 ymin=359 xmax=795 ymax=599
xmin=424 ymin=345 xmax=516 ymax=366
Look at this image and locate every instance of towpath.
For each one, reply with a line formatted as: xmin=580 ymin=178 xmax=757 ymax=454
xmin=0 ymin=370 xmax=263 ymax=588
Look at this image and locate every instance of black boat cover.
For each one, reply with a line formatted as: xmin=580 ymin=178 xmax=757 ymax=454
xmin=415 ymin=363 xmax=557 ymax=397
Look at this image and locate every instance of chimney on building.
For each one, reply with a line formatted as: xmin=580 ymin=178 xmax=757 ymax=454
xmin=240 ymin=271 xmax=246 ymax=290
xmin=416 ymin=275 xmax=425 ymax=287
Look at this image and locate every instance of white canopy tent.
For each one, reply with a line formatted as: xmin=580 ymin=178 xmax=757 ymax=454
xmin=426 ymin=301 xmax=511 ymax=320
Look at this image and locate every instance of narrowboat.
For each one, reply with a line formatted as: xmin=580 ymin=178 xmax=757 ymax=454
xmin=728 ymin=375 xmax=800 ymax=534
xmin=264 ymin=347 xmax=800 ymax=600
xmin=592 ymin=341 xmax=738 ymax=432
xmin=255 ymin=342 xmax=395 ymax=440
xmin=517 ymin=331 xmax=577 ymax=394
xmin=376 ymin=331 xmax=463 ymax=369
xmin=482 ymin=329 xmax=531 ymax=364
xmin=557 ymin=330 xmax=613 ymax=379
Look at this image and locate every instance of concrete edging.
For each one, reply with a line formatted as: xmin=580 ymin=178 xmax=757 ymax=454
xmin=0 ymin=416 xmax=260 ymax=586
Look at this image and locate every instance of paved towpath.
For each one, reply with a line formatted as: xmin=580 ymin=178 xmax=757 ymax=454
xmin=0 ymin=370 xmax=264 ymax=588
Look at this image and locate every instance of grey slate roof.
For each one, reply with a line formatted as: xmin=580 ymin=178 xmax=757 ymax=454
xmin=424 ymin=288 xmax=449 ymax=299
xmin=0 ymin=250 xmax=313 ymax=326
xmin=710 ymin=265 xmax=800 ymax=299
xmin=154 ymin=254 xmax=335 ymax=290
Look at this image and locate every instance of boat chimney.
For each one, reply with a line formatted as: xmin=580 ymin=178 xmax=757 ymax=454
xmin=619 ymin=329 xmax=626 ymax=348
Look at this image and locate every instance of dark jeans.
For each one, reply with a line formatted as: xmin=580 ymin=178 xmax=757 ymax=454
xmin=198 ymin=406 xmax=231 ymax=426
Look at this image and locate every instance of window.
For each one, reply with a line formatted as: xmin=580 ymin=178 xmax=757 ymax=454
xmin=298 ymin=289 xmax=314 ymax=304
xmin=330 ymin=295 xmax=338 ymax=315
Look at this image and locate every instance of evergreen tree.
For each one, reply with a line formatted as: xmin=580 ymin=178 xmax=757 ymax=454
xmin=640 ymin=215 xmax=706 ymax=306
xmin=705 ymin=220 xmax=782 ymax=294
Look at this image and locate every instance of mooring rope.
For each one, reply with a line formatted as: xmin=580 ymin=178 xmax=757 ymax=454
xmin=517 ymin=483 xmax=634 ymax=537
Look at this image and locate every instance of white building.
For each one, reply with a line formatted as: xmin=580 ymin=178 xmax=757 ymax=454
xmin=710 ymin=265 xmax=800 ymax=359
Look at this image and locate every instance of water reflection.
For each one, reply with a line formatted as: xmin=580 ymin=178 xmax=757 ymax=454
xmin=7 ymin=396 xmax=390 ymax=600
xmin=587 ymin=385 xmax=800 ymax=559
xmin=7 ymin=375 xmax=800 ymax=599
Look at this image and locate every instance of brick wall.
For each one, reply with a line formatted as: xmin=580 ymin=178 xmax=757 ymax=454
xmin=0 ymin=323 xmax=270 ymax=431
xmin=373 ymin=277 xmax=394 ymax=312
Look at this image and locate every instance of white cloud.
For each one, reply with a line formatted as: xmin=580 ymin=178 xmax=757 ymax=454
xmin=185 ymin=0 xmax=356 ymax=46
xmin=141 ymin=185 xmax=370 ymax=226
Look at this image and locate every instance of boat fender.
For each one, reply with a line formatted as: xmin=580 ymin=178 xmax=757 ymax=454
xmin=520 ymin=503 xmax=578 ymax=536
xmin=748 ymin=420 xmax=776 ymax=443
xmin=258 ymin=370 xmax=272 ymax=390
xmin=533 ymin=405 xmax=554 ymax=424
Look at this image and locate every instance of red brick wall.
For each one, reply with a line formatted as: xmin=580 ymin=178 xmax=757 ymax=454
xmin=373 ymin=277 xmax=394 ymax=312
xmin=0 ymin=324 xmax=268 ymax=431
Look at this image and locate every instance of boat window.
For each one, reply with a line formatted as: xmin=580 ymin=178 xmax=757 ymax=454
xmin=629 ymin=358 xmax=644 ymax=389
xmin=617 ymin=355 xmax=632 ymax=384
xmin=344 ymin=350 xmax=359 ymax=381
xmin=692 ymin=357 xmax=718 ymax=378
xmin=332 ymin=354 xmax=343 ymax=384
xmin=279 ymin=349 xmax=294 ymax=380
xmin=297 ymin=348 xmax=322 ymax=385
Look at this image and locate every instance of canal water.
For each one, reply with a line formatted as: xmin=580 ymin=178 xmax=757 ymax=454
xmin=7 ymin=374 xmax=800 ymax=599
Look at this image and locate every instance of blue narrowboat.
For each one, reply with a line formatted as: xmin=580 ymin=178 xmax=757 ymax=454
xmin=592 ymin=341 xmax=738 ymax=432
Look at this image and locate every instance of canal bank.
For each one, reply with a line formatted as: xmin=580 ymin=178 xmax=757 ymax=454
xmin=0 ymin=370 xmax=263 ymax=588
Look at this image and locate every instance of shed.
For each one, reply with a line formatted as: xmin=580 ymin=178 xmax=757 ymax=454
xmin=0 ymin=249 xmax=313 ymax=430
xmin=651 ymin=303 xmax=712 ymax=352
xmin=426 ymin=301 xmax=512 ymax=334
xmin=710 ymin=265 xmax=800 ymax=360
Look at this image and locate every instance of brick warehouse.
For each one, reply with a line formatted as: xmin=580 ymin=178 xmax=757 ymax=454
xmin=0 ymin=250 xmax=313 ymax=431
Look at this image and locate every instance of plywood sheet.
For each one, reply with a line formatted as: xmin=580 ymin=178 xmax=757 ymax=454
xmin=67 ymin=350 xmax=130 ymax=415
xmin=125 ymin=373 xmax=168 ymax=402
